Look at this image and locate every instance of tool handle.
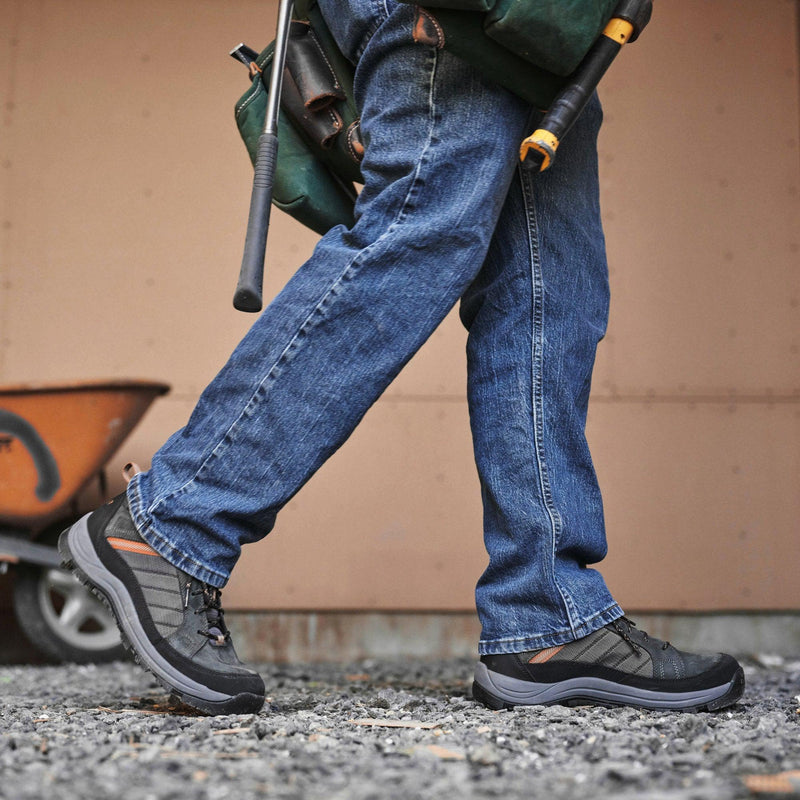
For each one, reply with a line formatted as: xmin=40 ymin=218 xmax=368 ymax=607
xmin=520 ymin=29 xmax=626 ymax=172
xmin=232 ymin=0 xmax=294 ymax=313
xmin=234 ymin=131 xmax=279 ymax=312
xmin=521 ymin=0 xmax=652 ymax=172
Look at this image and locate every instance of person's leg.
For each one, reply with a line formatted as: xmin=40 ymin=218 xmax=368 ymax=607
xmin=461 ymin=95 xmax=620 ymax=654
xmin=463 ymin=97 xmax=744 ymax=711
xmin=124 ymin=6 xmax=531 ymax=589
xmin=61 ymin=2 xmax=533 ymax=714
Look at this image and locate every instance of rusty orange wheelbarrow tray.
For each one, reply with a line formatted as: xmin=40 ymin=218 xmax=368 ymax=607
xmin=0 ymin=379 xmax=169 ymax=662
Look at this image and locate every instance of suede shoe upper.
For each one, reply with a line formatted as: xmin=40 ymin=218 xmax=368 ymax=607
xmin=86 ymin=494 xmax=264 ymax=700
xmin=482 ymin=617 xmax=740 ymax=694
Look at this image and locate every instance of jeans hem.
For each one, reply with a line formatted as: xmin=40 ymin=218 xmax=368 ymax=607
xmin=125 ymin=476 xmax=229 ymax=589
xmin=477 ymin=603 xmax=624 ymax=655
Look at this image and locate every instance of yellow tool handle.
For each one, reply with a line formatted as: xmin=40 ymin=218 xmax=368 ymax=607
xmin=520 ymin=0 xmax=651 ymax=173
xmin=520 ymin=129 xmax=560 ymax=172
xmin=603 ymin=17 xmax=635 ymax=45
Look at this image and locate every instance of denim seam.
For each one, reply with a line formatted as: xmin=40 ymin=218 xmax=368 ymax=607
xmin=520 ymin=168 xmax=578 ymax=638
xmin=143 ymin=46 xmax=442 ymax=530
xmin=354 ymin=0 xmax=392 ymax=62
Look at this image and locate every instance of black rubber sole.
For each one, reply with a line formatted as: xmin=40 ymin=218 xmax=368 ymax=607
xmin=472 ymin=666 xmax=746 ymax=713
xmin=58 ymin=525 xmax=265 ymax=717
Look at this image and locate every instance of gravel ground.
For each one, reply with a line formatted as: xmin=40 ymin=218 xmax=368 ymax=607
xmin=1 ymin=656 xmax=798 ymax=800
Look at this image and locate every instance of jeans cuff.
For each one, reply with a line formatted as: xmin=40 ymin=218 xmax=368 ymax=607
xmin=478 ymin=603 xmax=625 ymax=655
xmin=125 ymin=475 xmax=229 ymax=589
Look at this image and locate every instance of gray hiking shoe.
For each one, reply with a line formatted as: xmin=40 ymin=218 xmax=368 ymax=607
xmin=473 ymin=617 xmax=744 ymax=712
xmin=59 ymin=494 xmax=265 ymax=715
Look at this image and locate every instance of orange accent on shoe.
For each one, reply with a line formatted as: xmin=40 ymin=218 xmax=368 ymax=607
xmin=107 ymin=537 xmax=159 ymax=557
xmin=528 ymin=644 xmax=566 ymax=664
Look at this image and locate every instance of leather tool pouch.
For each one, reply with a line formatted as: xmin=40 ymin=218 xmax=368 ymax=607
xmin=234 ymin=6 xmax=363 ymax=235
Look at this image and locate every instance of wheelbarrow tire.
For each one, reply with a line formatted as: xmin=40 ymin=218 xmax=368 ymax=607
xmin=12 ymin=524 xmax=127 ymax=664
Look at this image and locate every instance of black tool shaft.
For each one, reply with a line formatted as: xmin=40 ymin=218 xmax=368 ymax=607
xmin=542 ymin=34 xmax=622 ymax=142
xmin=520 ymin=0 xmax=652 ymax=172
xmin=233 ymin=0 xmax=294 ymax=313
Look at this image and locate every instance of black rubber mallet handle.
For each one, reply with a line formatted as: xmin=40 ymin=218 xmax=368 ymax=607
xmin=234 ymin=0 xmax=295 ymax=312
xmin=520 ymin=0 xmax=652 ymax=172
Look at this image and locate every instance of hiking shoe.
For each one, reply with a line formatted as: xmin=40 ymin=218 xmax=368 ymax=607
xmin=58 ymin=494 xmax=265 ymax=715
xmin=473 ymin=617 xmax=744 ymax=712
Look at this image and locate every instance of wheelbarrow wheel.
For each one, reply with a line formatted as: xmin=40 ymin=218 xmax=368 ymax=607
xmin=12 ymin=525 xmax=126 ymax=664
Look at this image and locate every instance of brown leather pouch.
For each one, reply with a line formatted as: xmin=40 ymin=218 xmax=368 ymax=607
xmin=280 ymin=16 xmax=363 ymax=183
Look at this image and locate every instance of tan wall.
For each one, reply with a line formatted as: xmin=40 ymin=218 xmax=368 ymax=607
xmin=1 ymin=1 xmax=798 ymax=612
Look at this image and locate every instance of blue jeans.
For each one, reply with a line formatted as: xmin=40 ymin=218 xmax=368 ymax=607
xmin=127 ymin=0 xmax=623 ymax=654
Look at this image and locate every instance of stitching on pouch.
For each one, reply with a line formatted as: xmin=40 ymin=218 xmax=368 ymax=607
xmin=308 ymin=30 xmax=341 ymax=90
xmin=326 ymin=107 xmax=342 ymax=134
xmin=346 ymin=120 xmax=363 ymax=162
xmin=236 ymin=78 xmax=265 ymax=116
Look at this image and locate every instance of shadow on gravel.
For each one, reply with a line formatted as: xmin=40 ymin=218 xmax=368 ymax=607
xmin=0 ymin=656 xmax=798 ymax=800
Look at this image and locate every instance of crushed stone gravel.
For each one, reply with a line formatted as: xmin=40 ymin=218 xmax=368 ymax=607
xmin=0 ymin=656 xmax=798 ymax=799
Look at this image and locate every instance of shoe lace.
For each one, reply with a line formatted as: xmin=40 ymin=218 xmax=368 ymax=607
xmin=612 ymin=617 xmax=671 ymax=654
xmin=186 ymin=583 xmax=231 ymax=646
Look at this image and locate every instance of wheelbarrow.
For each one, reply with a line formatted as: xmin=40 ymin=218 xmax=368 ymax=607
xmin=0 ymin=379 xmax=169 ymax=663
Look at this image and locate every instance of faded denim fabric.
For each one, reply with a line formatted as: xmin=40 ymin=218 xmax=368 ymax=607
xmin=127 ymin=0 xmax=623 ymax=654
